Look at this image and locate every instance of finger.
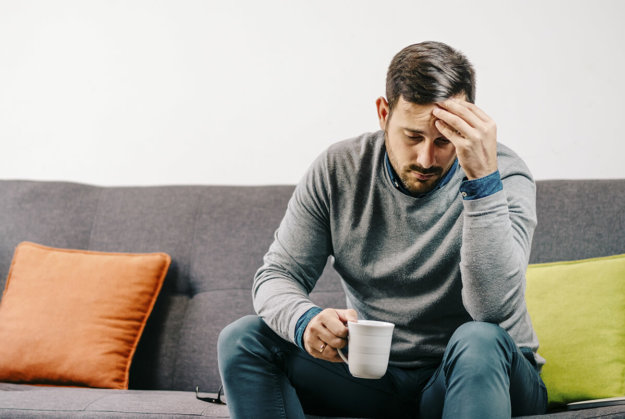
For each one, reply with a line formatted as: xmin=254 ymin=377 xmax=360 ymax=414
xmin=434 ymin=119 xmax=465 ymax=146
xmin=432 ymin=106 xmax=476 ymax=139
xmin=312 ymin=339 xmax=343 ymax=363
xmin=436 ymin=99 xmax=484 ymax=129
xmin=305 ymin=334 xmax=326 ymax=358
xmin=464 ymin=101 xmax=492 ymax=123
xmin=304 ymin=311 xmax=347 ymax=350
xmin=336 ymin=308 xmax=358 ymax=324
xmin=317 ymin=342 xmax=344 ymax=363
xmin=316 ymin=325 xmax=348 ymax=349
xmin=319 ymin=310 xmax=350 ymax=339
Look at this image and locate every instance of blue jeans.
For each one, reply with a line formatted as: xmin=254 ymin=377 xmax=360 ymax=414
xmin=218 ymin=316 xmax=547 ymax=418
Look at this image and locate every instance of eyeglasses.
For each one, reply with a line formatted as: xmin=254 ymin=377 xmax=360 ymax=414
xmin=195 ymin=385 xmax=226 ymax=405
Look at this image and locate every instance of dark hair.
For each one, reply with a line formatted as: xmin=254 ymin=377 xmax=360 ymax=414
xmin=386 ymin=41 xmax=476 ymax=111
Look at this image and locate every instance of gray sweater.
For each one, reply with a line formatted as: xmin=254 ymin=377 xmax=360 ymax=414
xmin=253 ymin=130 xmax=542 ymax=368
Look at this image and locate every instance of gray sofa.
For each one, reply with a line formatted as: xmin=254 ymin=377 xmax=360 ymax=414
xmin=0 ymin=178 xmax=623 ymax=418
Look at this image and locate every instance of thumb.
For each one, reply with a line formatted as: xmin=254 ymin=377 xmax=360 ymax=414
xmin=336 ymin=309 xmax=358 ymax=324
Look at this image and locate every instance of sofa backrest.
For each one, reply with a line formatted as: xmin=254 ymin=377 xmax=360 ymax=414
xmin=0 ymin=180 xmax=344 ymax=392
xmin=530 ymin=179 xmax=625 ymax=263
xmin=0 ymin=179 xmax=623 ymax=392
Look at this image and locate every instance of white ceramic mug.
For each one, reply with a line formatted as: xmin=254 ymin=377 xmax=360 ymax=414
xmin=337 ymin=320 xmax=395 ymax=379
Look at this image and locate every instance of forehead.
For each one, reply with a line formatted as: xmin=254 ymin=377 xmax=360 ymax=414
xmin=391 ymin=94 xmax=467 ymax=130
xmin=392 ymin=97 xmax=437 ymax=129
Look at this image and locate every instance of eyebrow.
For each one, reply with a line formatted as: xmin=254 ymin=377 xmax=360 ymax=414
xmin=402 ymin=128 xmax=426 ymax=134
xmin=403 ymin=127 xmax=449 ymax=141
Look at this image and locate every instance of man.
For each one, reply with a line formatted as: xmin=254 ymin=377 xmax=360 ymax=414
xmin=218 ymin=41 xmax=547 ymax=418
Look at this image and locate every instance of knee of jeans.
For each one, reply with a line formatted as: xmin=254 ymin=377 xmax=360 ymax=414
xmin=217 ymin=315 xmax=264 ymax=367
xmin=447 ymin=322 xmax=515 ymax=361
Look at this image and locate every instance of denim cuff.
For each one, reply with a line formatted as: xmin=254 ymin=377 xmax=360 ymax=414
xmin=459 ymin=170 xmax=503 ymax=200
xmin=295 ymin=307 xmax=323 ymax=350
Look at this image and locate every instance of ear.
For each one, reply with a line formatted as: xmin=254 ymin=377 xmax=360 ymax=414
xmin=375 ymin=97 xmax=390 ymax=130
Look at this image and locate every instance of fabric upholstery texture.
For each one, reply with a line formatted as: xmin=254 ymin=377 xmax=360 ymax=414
xmin=0 ymin=182 xmax=302 ymax=393
xmin=0 ymin=179 xmax=623 ymax=418
xmin=526 ymin=254 xmax=625 ymax=406
xmin=529 ymin=180 xmax=625 ymax=264
xmin=0 ymin=384 xmax=230 ymax=417
xmin=0 ymin=242 xmax=170 ymax=389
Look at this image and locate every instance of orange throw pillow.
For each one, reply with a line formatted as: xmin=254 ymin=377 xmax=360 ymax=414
xmin=0 ymin=242 xmax=170 ymax=389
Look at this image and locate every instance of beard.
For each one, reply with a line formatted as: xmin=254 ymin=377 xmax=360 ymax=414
xmin=385 ymin=131 xmax=444 ymax=196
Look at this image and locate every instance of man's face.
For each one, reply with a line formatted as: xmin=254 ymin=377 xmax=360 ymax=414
xmin=376 ymin=96 xmax=458 ymax=195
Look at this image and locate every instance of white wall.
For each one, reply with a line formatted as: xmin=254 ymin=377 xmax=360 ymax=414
xmin=1 ymin=0 xmax=623 ymax=186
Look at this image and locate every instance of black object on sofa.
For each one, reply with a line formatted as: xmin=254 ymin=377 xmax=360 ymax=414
xmin=0 ymin=179 xmax=623 ymax=418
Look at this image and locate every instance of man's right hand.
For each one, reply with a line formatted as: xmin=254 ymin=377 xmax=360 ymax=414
xmin=303 ymin=308 xmax=358 ymax=362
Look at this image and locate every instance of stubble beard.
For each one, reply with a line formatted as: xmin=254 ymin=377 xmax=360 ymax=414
xmin=384 ymin=130 xmax=444 ymax=196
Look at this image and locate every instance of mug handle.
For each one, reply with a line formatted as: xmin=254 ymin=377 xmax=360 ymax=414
xmin=337 ymin=348 xmax=348 ymax=364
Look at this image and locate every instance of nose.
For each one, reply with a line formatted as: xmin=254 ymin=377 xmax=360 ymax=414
xmin=416 ymin=140 xmax=436 ymax=169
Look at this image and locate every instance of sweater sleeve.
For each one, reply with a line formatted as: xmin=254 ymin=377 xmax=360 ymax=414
xmin=459 ymin=155 xmax=537 ymax=324
xmin=252 ymin=152 xmax=333 ymax=344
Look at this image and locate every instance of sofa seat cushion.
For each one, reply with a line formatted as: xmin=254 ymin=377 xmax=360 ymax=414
xmin=2 ymin=384 xmax=625 ymax=419
xmin=0 ymin=384 xmax=229 ymax=417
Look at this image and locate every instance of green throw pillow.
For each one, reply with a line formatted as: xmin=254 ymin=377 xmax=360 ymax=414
xmin=526 ymin=253 xmax=625 ymax=407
